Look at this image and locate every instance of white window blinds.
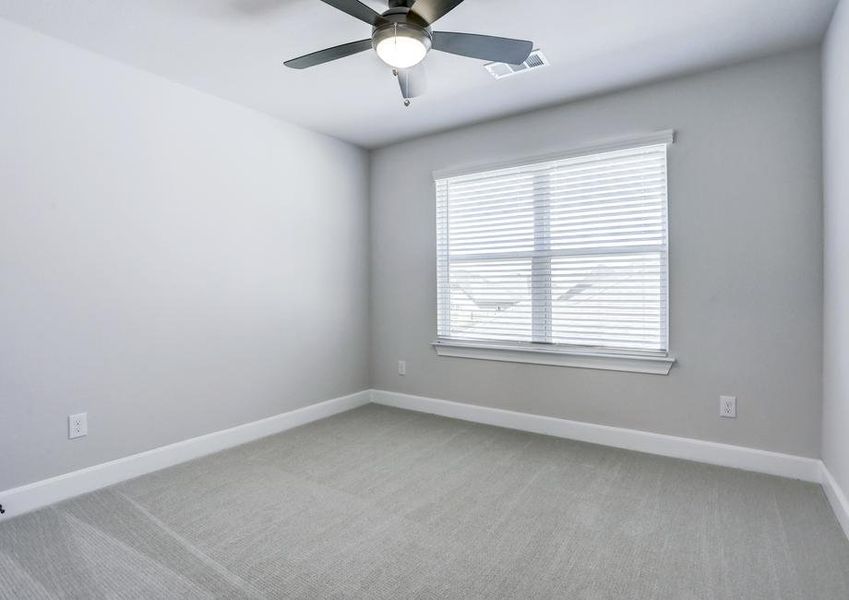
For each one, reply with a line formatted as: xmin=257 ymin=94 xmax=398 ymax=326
xmin=436 ymin=139 xmax=670 ymax=354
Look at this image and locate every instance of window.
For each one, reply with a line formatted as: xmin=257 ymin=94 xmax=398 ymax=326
xmin=434 ymin=134 xmax=674 ymax=373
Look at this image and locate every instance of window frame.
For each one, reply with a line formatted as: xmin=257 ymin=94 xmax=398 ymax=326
xmin=433 ymin=131 xmax=677 ymax=375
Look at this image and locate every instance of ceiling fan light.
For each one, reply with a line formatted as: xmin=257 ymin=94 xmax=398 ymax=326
xmin=373 ymin=24 xmax=431 ymax=69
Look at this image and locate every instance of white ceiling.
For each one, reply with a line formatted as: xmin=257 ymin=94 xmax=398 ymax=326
xmin=0 ymin=0 xmax=838 ymax=147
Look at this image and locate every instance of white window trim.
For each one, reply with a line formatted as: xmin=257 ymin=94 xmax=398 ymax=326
xmin=432 ymin=340 xmax=676 ymax=375
xmin=433 ymin=130 xmax=677 ymax=375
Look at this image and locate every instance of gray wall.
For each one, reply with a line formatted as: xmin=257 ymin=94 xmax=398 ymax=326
xmin=370 ymin=48 xmax=824 ymax=458
xmin=0 ymin=20 xmax=370 ymax=491
xmin=823 ymin=0 xmax=849 ymax=497
xmin=0 ymin=16 xmax=829 ymax=496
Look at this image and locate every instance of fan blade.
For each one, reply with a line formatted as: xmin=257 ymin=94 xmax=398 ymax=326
xmin=319 ymin=0 xmax=384 ymax=25
xmin=284 ymin=39 xmax=373 ymax=69
xmin=398 ymin=63 xmax=428 ymax=99
xmin=432 ymin=31 xmax=532 ymax=64
xmin=410 ymin=0 xmax=465 ymax=25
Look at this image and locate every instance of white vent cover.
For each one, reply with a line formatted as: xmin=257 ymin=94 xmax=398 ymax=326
xmin=485 ymin=49 xmax=549 ymax=80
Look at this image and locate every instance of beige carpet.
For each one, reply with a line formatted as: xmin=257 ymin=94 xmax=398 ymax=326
xmin=1 ymin=404 xmax=848 ymax=599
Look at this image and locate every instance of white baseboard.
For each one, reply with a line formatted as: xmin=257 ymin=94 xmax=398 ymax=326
xmin=2 ymin=388 xmax=835 ymax=527
xmin=821 ymin=463 xmax=849 ymax=541
xmin=0 ymin=390 xmax=371 ymax=520
xmin=371 ymin=390 xmax=822 ymax=483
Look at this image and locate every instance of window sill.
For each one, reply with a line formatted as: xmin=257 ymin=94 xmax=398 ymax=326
xmin=432 ymin=340 xmax=676 ymax=375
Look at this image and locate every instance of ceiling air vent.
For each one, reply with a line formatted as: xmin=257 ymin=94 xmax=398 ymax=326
xmin=485 ymin=49 xmax=549 ymax=80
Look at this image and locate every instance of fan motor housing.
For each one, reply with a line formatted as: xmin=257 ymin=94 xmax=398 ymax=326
xmin=372 ymin=6 xmax=433 ymax=63
xmin=373 ymin=21 xmax=432 ymax=45
xmin=379 ymin=4 xmax=430 ymax=28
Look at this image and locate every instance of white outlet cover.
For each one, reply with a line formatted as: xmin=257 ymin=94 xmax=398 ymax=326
xmin=720 ymin=396 xmax=737 ymax=419
xmin=69 ymin=412 xmax=88 ymax=439
xmin=398 ymin=360 xmax=406 ymax=376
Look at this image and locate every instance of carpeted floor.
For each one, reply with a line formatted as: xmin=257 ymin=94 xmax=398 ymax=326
xmin=1 ymin=404 xmax=848 ymax=599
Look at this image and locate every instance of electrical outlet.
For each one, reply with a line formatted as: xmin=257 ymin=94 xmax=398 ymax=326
xmin=398 ymin=360 xmax=407 ymax=376
xmin=720 ymin=396 xmax=737 ymax=419
xmin=69 ymin=413 xmax=88 ymax=439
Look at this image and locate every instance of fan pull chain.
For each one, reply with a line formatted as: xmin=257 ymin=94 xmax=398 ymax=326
xmin=393 ymin=68 xmax=412 ymax=107
xmin=394 ymin=22 xmax=412 ymax=105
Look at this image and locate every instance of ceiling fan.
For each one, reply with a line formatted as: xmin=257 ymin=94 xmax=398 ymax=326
xmin=284 ymin=0 xmax=533 ymax=106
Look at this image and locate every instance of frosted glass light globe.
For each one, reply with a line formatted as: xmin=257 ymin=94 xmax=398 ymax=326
xmin=373 ymin=24 xmax=431 ymax=69
xmin=376 ymin=35 xmax=427 ymax=69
